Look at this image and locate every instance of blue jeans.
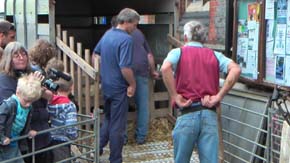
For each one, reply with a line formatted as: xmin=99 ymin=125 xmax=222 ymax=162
xmin=134 ymin=76 xmax=149 ymax=141
xmin=172 ymin=110 xmax=218 ymax=163
xmin=100 ymin=91 xmax=128 ymax=163
xmin=0 ymin=145 xmax=24 ymax=163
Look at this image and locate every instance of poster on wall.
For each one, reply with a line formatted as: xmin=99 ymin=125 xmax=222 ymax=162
xmin=236 ymin=2 xmax=260 ymax=80
xmin=275 ymin=55 xmax=285 ymax=84
xmin=264 ymin=0 xmax=290 ymax=86
xmin=274 ymin=24 xmax=287 ymax=55
xmin=286 ymin=0 xmax=290 ymax=54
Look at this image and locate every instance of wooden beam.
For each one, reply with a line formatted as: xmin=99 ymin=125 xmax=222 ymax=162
xmin=167 ymin=34 xmax=225 ymax=51
xmin=56 ymin=37 xmax=97 ymax=79
xmin=167 ymin=34 xmax=184 ymax=47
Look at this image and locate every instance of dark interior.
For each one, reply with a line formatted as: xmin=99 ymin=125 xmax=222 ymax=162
xmin=55 ymin=0 xmax=174 ymax=63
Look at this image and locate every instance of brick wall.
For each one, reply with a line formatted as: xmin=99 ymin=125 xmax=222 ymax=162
xmin=208 ymin=0 xmax=226 ymax=45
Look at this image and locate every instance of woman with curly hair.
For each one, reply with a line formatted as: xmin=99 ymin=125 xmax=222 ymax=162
xmin=24 ymin=39 xmax=57 ymax=163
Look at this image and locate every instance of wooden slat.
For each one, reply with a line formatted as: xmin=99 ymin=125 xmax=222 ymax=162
xmin=77 ymin=43 xmax=82 ymax=114
xmin=62 ymin=31 xmax=68 ymax=72
xmin=167 ymin=34 xmax=184 ymax=47
xmin=167 ymin=34 xmax=225 ymax=51
xmin=69 ymin=36 xmax=75 ymax=94
xmin=93 ymin=56 xmax=100 ymax=112
xmin=56 ymin=37 xmax=97 ymax=79
xmin=56 ymin=24 xmax=62 ymax=60
xmin=150 ymin=109 xmax=169 ymax=119
xmin=84 ymin=49 xmax=91 ymax=130
xmin=153 ymin=92 xmax=169 ymax=101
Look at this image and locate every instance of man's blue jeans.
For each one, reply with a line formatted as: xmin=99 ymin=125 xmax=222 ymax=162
xmin=134 ymin=76 xmax=149 ymax=142
xmin=172 ymin=110 xmax=218 ymax=163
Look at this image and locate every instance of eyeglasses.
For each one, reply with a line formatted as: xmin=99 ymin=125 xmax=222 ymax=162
xmin=13 ymin=51 xmax=27 ymax=58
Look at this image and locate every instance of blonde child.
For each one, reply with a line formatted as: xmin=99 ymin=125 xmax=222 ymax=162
xmin=0 ymin=73 xmax=42 ymax=162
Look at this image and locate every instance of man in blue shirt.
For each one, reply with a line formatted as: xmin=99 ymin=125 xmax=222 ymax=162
xmin=93 ymin=8 xmax=139 ymax=163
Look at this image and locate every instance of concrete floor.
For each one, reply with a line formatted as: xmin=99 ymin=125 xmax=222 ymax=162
xmin=100 ymin=141 xmax=199 ymax=163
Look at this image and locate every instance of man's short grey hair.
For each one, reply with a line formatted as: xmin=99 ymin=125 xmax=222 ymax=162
xmin=183 ymin=20 xmax=208 ymax=43
xmin=117 ymin=8 xmax=140 ymax=24
xmin=0 ymin=20 xmax=15 ymax=35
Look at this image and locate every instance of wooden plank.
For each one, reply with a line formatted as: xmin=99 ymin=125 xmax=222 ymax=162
xmin=62 ymin=31 xmax=68 ymax=72
xmin=25 ymin=0 xmax=37 ymax=49
xmin=56 ymin=24 xmax=61 ymax=59
xmin=84 ymin=49 xmax=91 ymax=130
xmin=77 ymin=43 xmax=82 ymax=114
xmin=69 ymin=36 xmax=75 ymax=95
xmin=37 ymin=0 xmax=48 ymax=15
xmin=167 ymin=34 xmax=225 ymax=51
xmin=37 ymin=23 xmax=49 ymax=35
xmin=167 ymin=34 xmax=184 ymax=47
xmin=48 ymin=0 xmax=55 ymax=44
xmin=5 ymin=0 xmax=14 ymax=16
xmin=153 ymin=92 xmax=169 ymax=101
xmin=15 ymin=0 xmax=27 ymax=46
xmin=217 ymin=106 xmax=224 ymax=163
xmin=151 ymin=109 xmax=169 ymax=119
xmin=93 ymin=55 xmax=100 ymax=112
xmin=56 ymin=37 xmax=97 ymax=79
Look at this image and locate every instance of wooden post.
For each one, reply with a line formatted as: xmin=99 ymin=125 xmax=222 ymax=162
xmin=62 ymin=31 xmax=68 ymax=72
xmin=217 ymin=106 xmax=224 ymax=163
xmin=93 ymin=55 xmax=100 ymax=112
xmin=84 ymin=49 xmax=91 ymax=123
xmin=69 ymin=36 xmax=75 ymax=95
xmin=77 ymin=43 xmax=82 ymax=114
xmin=56 ymin=24 xmax=62 ymax=60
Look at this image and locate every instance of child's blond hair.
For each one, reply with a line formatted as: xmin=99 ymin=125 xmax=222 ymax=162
xmin=16 ymin=74 xmax=42 ymax=101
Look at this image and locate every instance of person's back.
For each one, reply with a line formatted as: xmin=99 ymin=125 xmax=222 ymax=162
xmin=96 ymin=27 xmax=133 ymax=95
xmin=161 ymin=20 xmax=241 ymax=163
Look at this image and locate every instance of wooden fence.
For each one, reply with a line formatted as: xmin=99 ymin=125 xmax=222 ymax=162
xmin=55 ymin=24 xmax=171 ymax=124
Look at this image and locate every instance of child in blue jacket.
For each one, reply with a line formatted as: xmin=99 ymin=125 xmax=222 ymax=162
xmin=0 ymin=74 xmax=42 ymax=162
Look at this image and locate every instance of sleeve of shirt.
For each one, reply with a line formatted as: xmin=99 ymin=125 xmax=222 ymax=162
xmin=162 ymin=48 xmax=181 ymax=71
xmin=119 ymin=38 xmax=133 ymax=68
xmin=214 ymin=51 xmax=233 ymax=73
xmin=93 ymin=39 xmax=102 ymax=55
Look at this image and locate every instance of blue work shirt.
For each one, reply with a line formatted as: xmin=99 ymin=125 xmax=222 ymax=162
xmin=131 ymin=29 xmax=151 ymax=77
xmin=163 ymin=42 xmax=232 ymax=73
xmin=94 ymin=28 xmax=133 ymax=95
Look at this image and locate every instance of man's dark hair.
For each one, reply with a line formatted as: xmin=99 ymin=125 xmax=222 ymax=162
xmin=0 ymin=20 xmax=15 ymax=35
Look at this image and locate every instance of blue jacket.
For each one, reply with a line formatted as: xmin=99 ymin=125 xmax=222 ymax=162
xmin=0 ymin=97 xmax=32 ymax=149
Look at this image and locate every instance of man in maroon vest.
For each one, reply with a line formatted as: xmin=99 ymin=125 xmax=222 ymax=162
xmin=161 ymin=20 xmax=241 ymax=163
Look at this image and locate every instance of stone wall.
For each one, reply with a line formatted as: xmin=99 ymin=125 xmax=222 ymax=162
xmin=208 ymin=0 xmax=226 ymax=45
